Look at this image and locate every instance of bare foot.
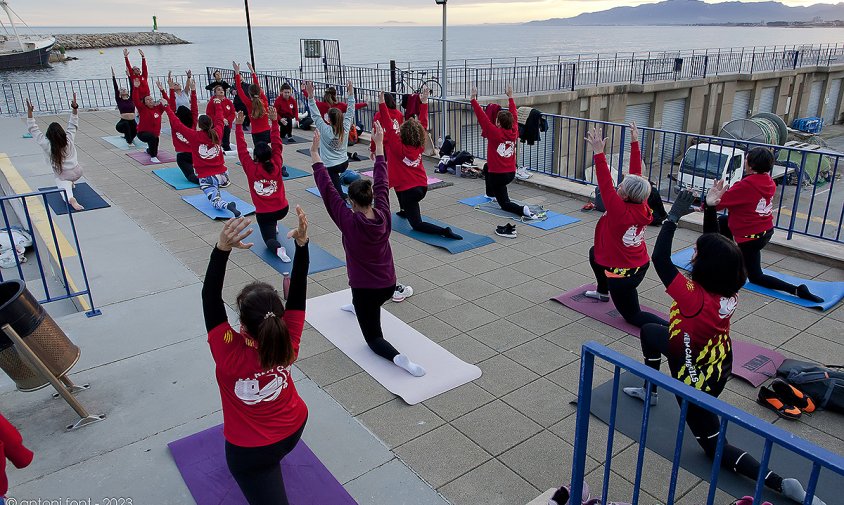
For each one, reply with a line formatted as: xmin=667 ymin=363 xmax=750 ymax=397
xmin=69 ymin=198 xmax=84 ymax=211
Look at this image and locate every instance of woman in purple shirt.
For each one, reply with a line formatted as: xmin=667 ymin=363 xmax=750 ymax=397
xmin=311 ymin=123 xmax=426 ymax=377
xmin=112 ymin=66 xmax=137 ymax=146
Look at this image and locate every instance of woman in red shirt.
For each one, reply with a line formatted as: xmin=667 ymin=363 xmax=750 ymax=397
xmin=707 ymin=147 xmax=823 ymax=303
xmin=132 ymin=84 xmax=166 ymax=163
xmin=233 ymin=61 xmax=271 ymax=145
xmin=202 ymin=210 xmax=310 ymax=505
xmin=235 ymin=108 xmax=291 ymax=262
xmin=167 ymin=77 xmax=200 ymax=185
xmin=123 ymin=48 xmax=150 ymax=101
xmin=623 ymin=190 xmax=827 ymax=505
xmin=470 ymin=84 xmax=538 ymax=223
xmin=273 ymin=82 xmax=298 ymax=143
xmin=584 ymin=124 xmax=667 ymax=328
xmin=208 ymin=84 xmax=236 ymax=152
xmin=379 ymin=90 xmax=461 ymax=241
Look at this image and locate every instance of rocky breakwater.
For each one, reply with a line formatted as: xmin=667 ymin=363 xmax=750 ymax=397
xmin=53 ymin=31 xmax=189 ymax=50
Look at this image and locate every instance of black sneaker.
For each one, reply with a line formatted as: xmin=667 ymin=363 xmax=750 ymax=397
xmin=351 ymin=152 xmax=361 ymax=161
xmin=226 ymin=202 xmax=241 ymax=218
xmin=495 ymin=223 xmax=517 ymax=238
xmin=282 ymin=166 xmax=290 ymax=178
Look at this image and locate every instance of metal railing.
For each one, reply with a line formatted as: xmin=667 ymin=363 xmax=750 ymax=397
xmin=571 ymin=342 xmax=843 ymax=504
xmin=0 ymin=189 xmax=99 ymax=317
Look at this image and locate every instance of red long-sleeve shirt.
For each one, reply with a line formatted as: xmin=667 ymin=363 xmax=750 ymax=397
xmin=471 ymin=98 xmax=518 ymax=174
xmin=235 ymin=122 xmax=288 ymax=214
xmin=165 ymin=105 xmax=226 ymax=178
xmin=592 ymin=142 xmax=653 ymax=269
xmin=273 ymin=95 xmax=298 ymax=120
xmin=236 ymin=73 xmax=270 ymax=134
xmin=169 ymin=89 xmax=198 ymax=154
xmin=1 ymin=413 xmax=33 ymax=496
xmin=371 ymin=107 xmax=404 ymax=155
xmin=124 ymin=55 xmax=150 ymax=99
xmin=135 ymin=99 xmax=165 ymax=136
xmin=206 ymin=97 xmax=236 ymax=126
xmin=380 ymin=101 xmax=429 ymax=192
xmin=716 ymin=173 xmax=775 ymax=243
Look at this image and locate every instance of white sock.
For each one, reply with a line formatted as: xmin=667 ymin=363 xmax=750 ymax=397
xmin=277 ymin=246 xmax=291 ymax=263
xmin=623 ymin=386 xmax=658 ymax=406
xmin=781 ymin=478 xmax=826 ymax=505
xmin=523 ymin=205 xmax=535 ymax=218
xmin=394 ymin=354 xmax=426 ymax=377
xmin=340 ymin=304 xmax=356 ymax=315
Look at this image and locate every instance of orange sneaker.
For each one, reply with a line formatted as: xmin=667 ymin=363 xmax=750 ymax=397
xmin=771 ymin=378 xmax=816 ymax=413
xmin=757 ymin=386 xmax=802 ymax=420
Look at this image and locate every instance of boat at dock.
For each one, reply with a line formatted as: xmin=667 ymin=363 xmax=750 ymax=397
xmin=0 ymin=1 xmax=55 ymax=70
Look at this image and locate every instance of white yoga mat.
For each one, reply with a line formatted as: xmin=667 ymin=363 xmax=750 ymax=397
xmin=306 ymin=289 xmax=482 ymax=405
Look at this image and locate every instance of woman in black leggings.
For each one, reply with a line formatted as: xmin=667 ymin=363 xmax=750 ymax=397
xmin=202 ymin=210 xmax=310 ymax=505
xmin=626 ymin=189 xmax=826 ymax=505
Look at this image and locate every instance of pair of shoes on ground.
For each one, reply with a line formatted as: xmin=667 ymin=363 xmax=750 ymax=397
xmin=392 ymin=284 xmax=413 ymax=302
xmin=496 ymin=223 xmax=517 ymax=238
xmin=515 ymin=166 xmax=532 ymax=180
xmin=758 ymin=378 xmax=815 ymax=420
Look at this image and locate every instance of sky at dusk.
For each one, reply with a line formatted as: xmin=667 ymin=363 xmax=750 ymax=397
xmin=9 ymin=0 xmax=844 ymax=26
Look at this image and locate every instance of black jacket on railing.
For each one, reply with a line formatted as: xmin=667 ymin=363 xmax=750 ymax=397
xmin=518 ymin=108 xmax=547 ymax=145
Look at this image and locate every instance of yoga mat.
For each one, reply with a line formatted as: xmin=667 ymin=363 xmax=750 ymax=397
xmin=283 ymin=166 xmax=311 ymax=180
xmin=285 ymin=135 xmax=310 ymax=144
xmin=295 ymin=148 xmax=311 ymax=157
xmin=181 ymin=192 xmax=256 ymax=219
xmin=359 ymin=171 xmax=451 ymax=190
xmin=391 ymin=213 xmax=493 ymax=254
xmin=38 ymin=183 xmax=110 ymax=215
xmin=551 ymin=284 xmax=783 ymax=387
xmin=296 ymin=148 xmax=366 ymax=163
xmin=168 ymin=424 xmax=357 ymax=505
xmin=459 ymin=195 xmax=580 ymax=230
xmin=306 ymin=186 xmax=347 ymax=199
xmin=589 ymin=372 xmax=842 ymax=503
xmin=247 ymin=223 xmax=344 ymax=275
xmin=153 ymin=167 xmax=198 ymax=190
xmin=101 ymin=135 xmax=147 ymax=151
xmin=672 ymin=248 xmax=844 ymax=311
xmin=307 ymin=289 xmax=482 ymax=404
xmin=126 ymin=149 xmax=177 ymax=165
xmin=21 ymin=133 xmax=32 ymax=138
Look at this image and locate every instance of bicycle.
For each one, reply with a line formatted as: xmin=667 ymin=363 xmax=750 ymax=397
xmin=394 ymin=69 xmax=442 ymax=96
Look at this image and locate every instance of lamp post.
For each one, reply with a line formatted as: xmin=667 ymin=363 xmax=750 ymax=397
xmin=435 ymin=0 xmax=447 ymax=148
xmin=244 ymin=0 xmax=256 ymax=70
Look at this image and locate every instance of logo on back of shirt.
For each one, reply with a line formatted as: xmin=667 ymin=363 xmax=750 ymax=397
xmin=403 ymin=155 xmax=421 ymax=167
xmin=234 ymin=366 xmax=291 ymax=405
xmin=198 ymin=143 xmax=221 ymax=160
xmin=289 ymin=103 xmax=295 ymax=109
xmin=622 ymin=225 xmax=645 ymax=247
xmin=755 ymin=198 xmax=773 ymax=217
xmin=718 ymin=296 xmax=738 ymax=319
xmin=496 ymin=141 xmax=515 ymax=158
xmin=254 ymin=179 xmax=278 ymax=197
xmin=176 ymin=132 xmax=188 ymax=144
xmin=392 ymin=118 xmax=400 ymax=134
xmin=153 ymin=113 xmax=160 ymax=119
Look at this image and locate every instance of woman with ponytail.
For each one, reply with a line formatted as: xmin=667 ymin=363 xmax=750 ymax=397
xmin=305 ymin=80 xmax=356 ymax=201
xmin=26 ymin=93 xmax=85 ymax=211
xmin=202 ymin=207 xmax=311 ymax=505
xmin=235 ymin=107 xmax=291 ymax=262
xmin=161 ymin=82 xmax=240 ymax=217
xmin=233 ymin=61 xmax=271 ymax=145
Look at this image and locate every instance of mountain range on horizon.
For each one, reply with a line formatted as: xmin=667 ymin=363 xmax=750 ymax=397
xmin=527 ymin=0 xmax=844 ymax=26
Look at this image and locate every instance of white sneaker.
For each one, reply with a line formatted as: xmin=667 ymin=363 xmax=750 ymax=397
xmin=149 ymin=156 xmax=161 ymax=164
xmin=484 ymin=195 xmax=497 ymax=203
xmin=623 ymin=386 xmax=658 ymax=406
xmin=583 ymin=290 xmax=609 ymax=302
xmin=392 ymin=284 xmax=413 ymax=302
xmin=340 ymin=304 xmax=356 ymax=315
xmin=523 ymin=205 xmax=538 ymax=220
xmin=515 ymin=167 xmax=532 ymax=180
xmin=277 ymin=247 xmax=291 ymax=263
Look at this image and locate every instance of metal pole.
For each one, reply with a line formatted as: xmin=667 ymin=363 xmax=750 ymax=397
xmin=440 ymin=1 xmax=448 ymax=147
xmin=244 ymin=0 xmax=256 ymax=70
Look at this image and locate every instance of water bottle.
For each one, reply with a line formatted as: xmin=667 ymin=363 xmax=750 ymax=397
xmin=282 ymin=272 xmax=290 ymax=301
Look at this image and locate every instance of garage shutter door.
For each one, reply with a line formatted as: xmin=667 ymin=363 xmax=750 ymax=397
xmin=658 ymin=99 xmax=687 ymax=163
xmin=806 ymin=79 xmax=824 ymax=117
xmin=731 ymin=90 xmax=752 ymax=120
xmin=823 ymin=79 xmax=842 ymax=124
xmin=624 ymin=103 xmax=652 ymax=159
xmin=758 ymin=87 xmax=777 ymax=114
xmin=518 ymin=121 xmax=555 ymax=174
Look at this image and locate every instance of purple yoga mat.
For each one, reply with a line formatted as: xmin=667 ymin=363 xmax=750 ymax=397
xmin=126 ymin=149 xmax=177 ymax=165
xmin=168 ymin=424 xmax=357 ymax=505
xmin=551 ymin=284 xmax=785 ymax=387
xmin=360 ymin=170 xmax=442 ymax=186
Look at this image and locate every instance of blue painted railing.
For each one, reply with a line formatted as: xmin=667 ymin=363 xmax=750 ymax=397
xmin=571 ymin=342 xmax=844 ymax=505
xmin=0 ymin=189 xmax=100 ymax=317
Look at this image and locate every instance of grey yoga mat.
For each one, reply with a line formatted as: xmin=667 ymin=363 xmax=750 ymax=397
xmin=588 ymin=372 xmax=842 ymax=503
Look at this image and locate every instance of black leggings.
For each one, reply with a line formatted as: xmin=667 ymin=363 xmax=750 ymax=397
xmin=176 ymin=152 xmax=200 ymax=184
xmin=252 ymin=130 xmax=271 ymax=145
xmin=327 ymin=161 xmax=349 ymax=200
xmin=279 ymin=119 xmax=293 ymax=138
xmin=396 ymin=186 xmax=447 ymax=235
xmin=483 ymin=165 xmax=523 ymax=217
xmin=718 ymin=216 xmax=796 ymax=294
xmin=351 ymin=286 xmax=399 ymax=361
xmin=115 ymin=118 xmax=137 ymax=144
xmin=638 ymin=324 xmax=785 ymax=493
xmin=255 ymin=206 xmax=290 ymax=250
xmin=136 ymin=131 xmax=159 ymax=157
xmin=588 ymin=247 xmax=668 ymax=328
xmin=222 ymin=125 xmax=232 ymax=151
xmin=225 ymin=417 xmax=307 ymax=505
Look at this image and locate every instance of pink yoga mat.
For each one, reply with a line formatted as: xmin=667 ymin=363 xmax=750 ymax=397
xmin=361 ymin=170 xmax=442 ymax=186
xmin=551 ymin=284 xmax=784 ymax=387
xmin=126 ymin=149 xmax=177 ymax=165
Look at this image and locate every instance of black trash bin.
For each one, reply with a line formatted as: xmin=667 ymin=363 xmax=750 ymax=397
xmin=0 ymin=280 xmax=80 ymax=391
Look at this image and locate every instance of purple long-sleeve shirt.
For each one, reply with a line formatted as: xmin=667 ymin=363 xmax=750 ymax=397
xmin=313 ymin=155 xmax=397 ymax=290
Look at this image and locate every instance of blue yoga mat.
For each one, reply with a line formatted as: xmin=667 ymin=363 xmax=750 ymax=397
xmin=248 ymin=223 xmax=344 ymax=275
xmin=153 ymin=167 xmax=198 ymax=190
xmin=182 ymin=191 xmax=256 ymax=219
xmin=283 ymin=166 xmax=310 ymax=180
xmin=38 ymin=183 xmax=110 ymax=215
xmin=459 ymin=195 xmax=580 ymax=230
xmin=306 ymin=186 xmax=348 ymax=198
xmin=391 ymin=213 xmax=494 ymax=254
xmin=101 ymin=135 xmax=146 ymax=151
xmin=671 ymin=247 xmax=844 ymax=311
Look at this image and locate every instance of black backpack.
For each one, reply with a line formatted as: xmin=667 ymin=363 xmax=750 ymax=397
xmin=777 ymin=359 xmax=844 ymax=413
xmin=299 ymin=115 xmax=314 ymax=131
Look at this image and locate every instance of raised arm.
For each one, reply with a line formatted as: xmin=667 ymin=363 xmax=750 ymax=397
xmin=342 ymin=81 xmax=356 ymax=131
xmin=202 ymin=218 xmax=254 ymax=331
xmin=234 ymin=114 xmax=251 ymax=168
xmin=506 ymin=95 xmax=518 ymax=135
xmin=270 ymin=110 xmax=283 ymax=166
xmin=190 ymin=89 xmax=199 ymax=126
xmin=371 ymin=122 xmax=390 ymax=213
xmin=311 ymin=131 xmax=353 ymax=228
xmin=653 ymin=190 xmax=697 ymax=287
xmin=703 ymin=179 xmax=726 ymax=234
xmin=471 ymin=100 xmax=494 ymax=135
xmin=234 ymin=72 xmax=250 ymax=110
xmin=25 ymin=99 xmax=46 ymax=147
xmin=378 ymin=96 xmax=400 ymax=149
xmin=628 ymin=122 xmax=643 ymax=176
xmin=140 ymin=51 xmax=148 ymax=79
xmin=586 ymin=126 xmax=625 ymax=216
xmin=285 ymin=206 xmax=309 ymax=313
xmin=123 ymin=49 xmax=133 ymax=75
xmin=419 ymin=86 xmax=430 ymax=130
xmin=112 ymin=71 xmax=120 ymax=101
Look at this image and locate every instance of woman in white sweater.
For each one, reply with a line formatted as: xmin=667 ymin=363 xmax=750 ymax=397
xmin=26 ymin=93 xmax=84 ymax=211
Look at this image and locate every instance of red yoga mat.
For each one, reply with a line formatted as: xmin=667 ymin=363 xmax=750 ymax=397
xmin=126 ymin=149 xmax=177 ymax=165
